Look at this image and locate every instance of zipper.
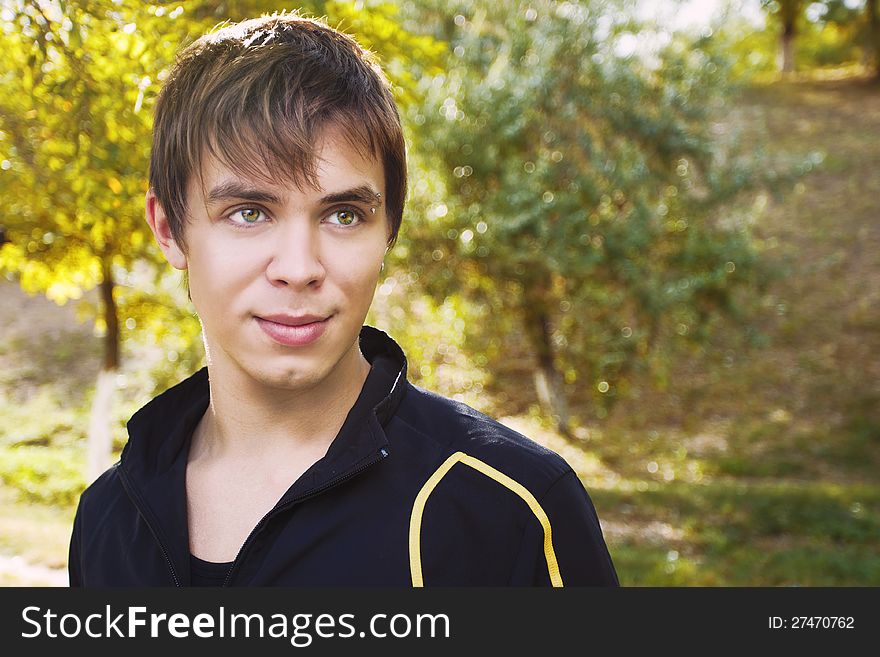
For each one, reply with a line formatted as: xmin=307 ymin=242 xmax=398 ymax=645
xmin=117 ymin=464 xmax=182 ymax=587
xmin=221 ymin=446 xmax=389 ymax=586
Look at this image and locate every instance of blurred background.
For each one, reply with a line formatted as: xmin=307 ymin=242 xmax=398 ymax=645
xmin=0 ymin=0 xmax=878 ymax=586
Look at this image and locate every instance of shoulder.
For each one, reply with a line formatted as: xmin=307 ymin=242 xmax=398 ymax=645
xmin=391 ymin=383 xmax=618 ymax=586
xmin=393 ymin=382 xmax=574 ymax=497
xmin=75 ymin=463 xmax=127 ymax=519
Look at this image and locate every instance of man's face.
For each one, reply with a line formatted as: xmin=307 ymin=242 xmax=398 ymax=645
xmin=156 ymin=127 xmax=389 ymax=391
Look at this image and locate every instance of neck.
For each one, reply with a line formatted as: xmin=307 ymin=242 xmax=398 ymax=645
xmin=191 ymin=341 xmax=371 ymax=463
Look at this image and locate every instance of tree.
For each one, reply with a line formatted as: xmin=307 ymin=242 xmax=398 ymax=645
xmin=0 ymin=0 xmax=193 ymax=481
xmin=759 ymin=0 xmax=880 ymax=76
xmin=396 ymin=0 xmax=774 ymax=435
xmin=867 ymin=0 xmax=880 ymax=78
xmin=761 ymin=0 xmax=804 ymax=73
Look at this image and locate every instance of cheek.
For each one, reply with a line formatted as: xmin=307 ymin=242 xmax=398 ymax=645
xmin=332 ymin=258 xmax=381 ymax=294
xmin=186 ymin=242 xmax=262 ymax=307
xmin=326 ymin=243 xmax=384 ymax=298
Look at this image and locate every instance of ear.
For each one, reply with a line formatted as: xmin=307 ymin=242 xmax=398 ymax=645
xmin=145 ymin=189 xmax=188 ymax=270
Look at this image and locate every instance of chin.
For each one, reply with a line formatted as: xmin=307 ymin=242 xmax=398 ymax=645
xmin=251 ymin=364 xmax=329 ymax=391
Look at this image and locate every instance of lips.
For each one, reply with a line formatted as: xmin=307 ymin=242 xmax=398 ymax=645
xmin=254 ymin=313 xmax=332 ymax=347
xmin=256 ymin=313 xmax=329 ymax=327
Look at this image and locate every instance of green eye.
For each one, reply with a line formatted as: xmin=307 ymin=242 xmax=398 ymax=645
xmin=329 ymin=209 xmax=360 ymax=226
xmin=238 ymin=208 xmax=262 ymax=223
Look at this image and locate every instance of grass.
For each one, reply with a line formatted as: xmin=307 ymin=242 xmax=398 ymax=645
xmin=515 ymin=414 xmax=880 ymax=586
xmin=0 ymin=484 xmax=74 ymax=572
xmin=0 ymin=76 xmax=878 ymax=585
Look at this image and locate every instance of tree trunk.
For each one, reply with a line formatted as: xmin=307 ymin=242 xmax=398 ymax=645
xmin=87 ymin=261 xmax=119 ymax=483
xmin=780 ymin=20 xmax=796 ymax=74
xmin=521 ymin=289 xmax=572 ymax=439
xmin=869 ymin=0 xmax=880 ymax=81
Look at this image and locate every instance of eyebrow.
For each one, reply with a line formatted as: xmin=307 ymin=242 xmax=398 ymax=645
xmin=205 ymin=181 xmax=383 ymax=207
xmin=320 ymin=184 xmax=383 ymax=207
xmin=206 ymin=181 xmax=283 ymax=206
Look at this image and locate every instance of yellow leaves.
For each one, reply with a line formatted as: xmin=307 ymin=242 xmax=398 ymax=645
xmin=0 ymin=241 xmax=25 ymax=271
xmin=46 ymin=279 xmax=85 ymax=304
xmin=107 ymin=177 xmax=122 ymax=194
xmin=52 ymin=255 xmax=101 ymax=304
xmin=2 ymin=237 xmax=102 ymax=304
xmin=130 ymin=39 xmax=147 ymax=61
xmin=111 ymin=29 xmax=130 ymax=55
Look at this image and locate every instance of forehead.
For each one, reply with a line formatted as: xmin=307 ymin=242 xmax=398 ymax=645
xmin=191 ymin=125 xmax=385 ymax=202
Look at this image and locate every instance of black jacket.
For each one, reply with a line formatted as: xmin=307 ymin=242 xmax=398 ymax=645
xmin=69 ymin=326 xmax=618 ymax=586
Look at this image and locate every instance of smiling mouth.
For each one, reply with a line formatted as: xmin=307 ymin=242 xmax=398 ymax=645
xmin=254 ymin=315 xmax=332 ymax=347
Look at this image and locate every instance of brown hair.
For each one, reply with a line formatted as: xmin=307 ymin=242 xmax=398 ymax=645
xmin=149 ymin=12 xmax=406 ymax=256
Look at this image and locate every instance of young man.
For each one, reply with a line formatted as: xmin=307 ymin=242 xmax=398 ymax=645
xmin=68 ymin=14 xmax=618 ymax=587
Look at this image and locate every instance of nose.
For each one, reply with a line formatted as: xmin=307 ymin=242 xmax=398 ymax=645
xmin=264 ymin=220 xmax=326 ymax=289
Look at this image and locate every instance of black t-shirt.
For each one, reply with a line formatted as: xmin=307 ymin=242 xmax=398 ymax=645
xmin=189 ymin=554 xmax=232 ymax=587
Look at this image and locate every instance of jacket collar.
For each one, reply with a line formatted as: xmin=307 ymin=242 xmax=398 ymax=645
xmin=118 ymin=325 xmax=408 ymax=583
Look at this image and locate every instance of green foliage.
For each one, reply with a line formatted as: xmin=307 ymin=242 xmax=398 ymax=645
xmin=714 ymin=18 xmax=781 ymax=81
xmin=324 ymin=0 xmax=447 ymax=106
xmin=396 ymin=0 xmax=775 ymax=420
xmin=798 ymin=19 xmax=863 ymax=67
xmin=0 ymin=445 xmax=85 ymax=508
xmin=368 ymin=281 xmax=491 ymax=409
xmin=0 ymin=386 xmax=83 ymax=448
